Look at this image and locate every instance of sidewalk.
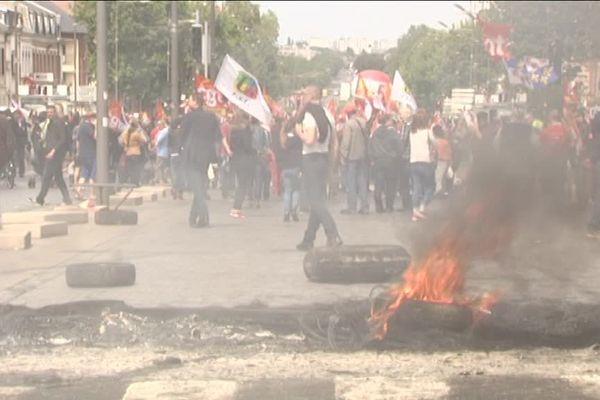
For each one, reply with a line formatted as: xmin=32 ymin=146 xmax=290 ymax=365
xmin=0 ymin=191 xmax=405 ymax=309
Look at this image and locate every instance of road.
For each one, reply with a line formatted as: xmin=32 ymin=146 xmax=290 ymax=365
xmin=1 ymin=178 xmax=600 ymax=399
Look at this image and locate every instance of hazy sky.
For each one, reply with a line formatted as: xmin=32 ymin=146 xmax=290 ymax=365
xmin=254 ymin=1 xmax=472 ymax=43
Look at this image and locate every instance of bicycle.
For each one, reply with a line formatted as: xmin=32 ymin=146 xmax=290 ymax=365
xmin=0 ymin=158 xmax=16 ymax=189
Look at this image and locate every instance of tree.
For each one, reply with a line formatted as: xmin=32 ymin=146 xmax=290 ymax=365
xmin=74 ymin=1 xmax=198 ymax=110
xmin=353 ymin=51 xmax=386 ymax=72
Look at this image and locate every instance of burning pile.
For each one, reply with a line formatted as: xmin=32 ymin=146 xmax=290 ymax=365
xmin=370 ymin=186 xmax=518 ymax=340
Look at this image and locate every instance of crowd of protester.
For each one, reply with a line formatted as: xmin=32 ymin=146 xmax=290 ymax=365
xmin=2 ymin=89 xmax=600 ymax=244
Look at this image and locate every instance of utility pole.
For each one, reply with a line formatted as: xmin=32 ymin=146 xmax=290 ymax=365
xmin=115 ymin=2 xmax=119 ymax=101
xmin=208 ymin=0 xmax=215 ymax=80
xmin=170 ymin=1 xmax=178 ymax=121
xmin=96 ymin=1 xmax=109 ymax=203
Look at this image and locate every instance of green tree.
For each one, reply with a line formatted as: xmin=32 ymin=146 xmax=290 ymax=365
xmin=353 ymin=51 xmax=386 ymax=72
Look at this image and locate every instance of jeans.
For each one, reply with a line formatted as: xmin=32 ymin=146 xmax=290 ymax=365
xmin=435 ymin=160 xmax=449 ymax=194
xmin=255 ymin=159 xmax=271 ymax=201
xmin=170 ymin=154 xmax=186 ymax=191
xmin=187 ymin=166 xmax=209 ymax=226
xmin=302 ymin=154 xmax=339 ymax=243
xmin=281 ymin=168 xmax=301 ymax=215
xmin=396 ymin=158 xmax=411 ymax=210
xmin=372 ymin=158 xmax=396 ymax=212
xmin=233 ymin=155 xmax=256 ymax=210
xmin=345 ymin=158 xmax=369 ymax=212
xmin=37 ymin=151 xmax=71 ymax=205
xmin=410 ymin=162 xmax=435 ymax=210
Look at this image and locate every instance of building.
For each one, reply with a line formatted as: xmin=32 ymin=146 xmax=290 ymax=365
xmin=278 ymin=43 xmax=316 ymax=60
xmin=0 ymin=1 xmax=88 ymax=107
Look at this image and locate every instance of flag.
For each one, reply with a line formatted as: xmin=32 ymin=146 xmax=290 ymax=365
xmin=503 ymin=58 xmax=531 ymax=89
xmin=352 ymin=70 xmax=392 ymax=112
xmin=109 ymin=99 xmax=127 ymax=131
xmin=327 ymin=98 xmax=337 ymax=123
xmin=523 ymin=57 xmax=559 ymax=89
xmin=215 ymin=54 xmax=272 ymax=125
xmin=391 ymin=71 xmax=417 ymax=111
xmin=479 ymin=19 xmax=511 ymax=61
xmin=504 ymin=57 xmax=559 ymax=90
xmin=154 ymin=101 xmax=166 ymax=122
xmin=196 ymin=74 xmax=228 ymax=111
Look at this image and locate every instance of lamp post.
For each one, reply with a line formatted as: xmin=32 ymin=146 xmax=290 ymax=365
xmin=170 ymin=1 xmax=178 ymax=121
xmin=96 ymin=1 xmax=109 ymax=203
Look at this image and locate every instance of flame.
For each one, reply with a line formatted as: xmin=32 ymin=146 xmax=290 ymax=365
xmin=369 ymin=198 xmax=510 ymax=341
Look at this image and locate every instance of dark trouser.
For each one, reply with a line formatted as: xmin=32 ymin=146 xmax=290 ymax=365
xmin=281 ymin=167 xmax=301 ymax=215
xmin=37 ymin=151 xmax=71 ymax=204
xmin=220 ymin=157 xmax=236 ymax=198
xmin=170 ymin=154 xmax=186 ymax=191
xmin=396 ymin=157 xmax=411 ymax=210
xmin=302 ymin=153 xmax=339 ymax=243
xmin=126 ymin=155 xmax=144 ymax=187
xmin=187 ymin=165 xmax=209 ymax=226
xmin=588 ymin=161 xmax=600 ymax=232
xmin=345 ymin=158 xmax=369 ymax=212
xmin=410 ymin=162 xmax=435 ymax=210
xmin=253 ymin=159 xmax=271 ymax=202
xmin=233 ymin=155 xmax=256 ymax=210
xmin=14 ymin=142 xmax=25 ymax=177
xmin=373 ymin=158 xmax=396 ymax=212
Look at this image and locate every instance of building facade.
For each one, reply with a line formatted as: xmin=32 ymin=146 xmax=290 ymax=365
xmin=0 ymin=0 xmax=87 ymax=107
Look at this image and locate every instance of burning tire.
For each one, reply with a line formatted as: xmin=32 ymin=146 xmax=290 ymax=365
xmin=66 ymin=262 xmax=136 ymax=288
xmin=95 ymin=209 xmax=138 ymax=225
xmin=303 ymin=245 xmax=411 ymax=284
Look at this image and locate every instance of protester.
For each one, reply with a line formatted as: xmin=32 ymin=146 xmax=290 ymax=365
xmin=31 ymin=104 xmax=72 ymax=206
xmin=278 ymin=117 xmax=303 ymax=222
xmin=587 ymin=110 xmax=600 ymax=237
xmin=12 ymin=110 xmax=28 ymax=178
xmin=119 ymin=118 xmax=148 ymax=187
xmin=224 ymin=109 xmax=256 ymax=219
xmin=154 ymin=120 xmax=170 ymax=185
xmin=250 ymin=117 xmax=271 ymax=208
xmin=339 ymin=106 xmax=369 ymax=215
xmin=409 ymin=109 xmax=436 ymax=222
xmin=294 ymin=86 xmax=342 ymax=250
xmin=369 ymin=113 xmax=400 ymax=213
xmin=433 ymin=124 xmax=452 ymax=197
xmin=181 ymin=94 xmax=221 ymax=227
xmin=74 ymin=112 xmax=97 ymax=200
xmin=168 ymin=116 xmax=185 ymax=200
xmin=539 ymin=110 xmax=570 ymax=208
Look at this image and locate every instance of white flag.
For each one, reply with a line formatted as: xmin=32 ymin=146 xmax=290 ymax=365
xmin=215 ymin=54 xmax=272 ymax=125
xmin=391 ymin=71 xmax=417 ymax=111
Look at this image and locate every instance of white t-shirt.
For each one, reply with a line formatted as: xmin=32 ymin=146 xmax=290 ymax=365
xmin=409 ymin=129 xmax=435 ymax=163
xmin=301 ymin=107 xmax=334 ymax=155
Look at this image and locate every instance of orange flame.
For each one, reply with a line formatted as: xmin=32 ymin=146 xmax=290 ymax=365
xmin=369 ymin=199 xmax=509 ymax=340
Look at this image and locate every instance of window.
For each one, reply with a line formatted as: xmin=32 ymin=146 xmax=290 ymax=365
xmin=1 ymin=48 xmax=4 ymax=76
xmin=35 ymin=14 xmax=40 ymax=34
xmin=29 ymin=12 xmax=35 ymax=32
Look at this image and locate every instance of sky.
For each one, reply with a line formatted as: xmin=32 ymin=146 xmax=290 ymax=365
xmin=254 ymin=1 xmax=472 ymax=44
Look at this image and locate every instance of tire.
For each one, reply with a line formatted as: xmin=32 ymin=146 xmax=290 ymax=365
xmin=66 ymin=262 xmax=136 ymax=288
xmin=303 ymin=245 xmax=411 ymax=284
xmin=94 ymin=209 xmax=138 ymax=225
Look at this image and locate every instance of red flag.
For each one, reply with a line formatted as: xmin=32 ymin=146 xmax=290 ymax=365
xmin=154 ymin=101 xmax=166 ymax=122
xmin=109 ymin=99 xmax=127 ymax=131
xmin=479 ymin=19 xmax=511 ymax=61
xmin=327 ymin=98 xmax=337 ymax=123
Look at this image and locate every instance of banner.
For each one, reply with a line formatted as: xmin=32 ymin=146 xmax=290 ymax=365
xmin=352 ymin=70 xmax=392 ymax=112
xmin=109 ymin=99 xmax=127 ymax=131
xmin=391 ymin=71 xmax=417 ymax=111
xmin=503 ymin=57 xmax=559 ymax=90
xmin=479 ymin=19 xmax=511 ymax=61
xmin=195 ymin=75 xmax=228 ymax=111
xmin=215 ymin=54 xmax=272 ymax=125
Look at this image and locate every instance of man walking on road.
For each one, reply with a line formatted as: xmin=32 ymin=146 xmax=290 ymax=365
xmin=181 ymin=94 xmax=221 ymax=228
xmin=33 ymin=104 xmax=72 ymax=206
xmin=295 ymin=86 xmax=342 ymax=250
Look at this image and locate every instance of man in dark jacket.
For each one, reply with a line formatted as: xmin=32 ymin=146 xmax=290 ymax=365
xmin=370 ymin=114 xmax=401 ymax=213
xmin=0 ymin=113 xmax=16 ymax=171
xmin=33 ymin=104 xmax=72 ymax=206
xmin=181 ymin=94 xmax=221 ymax=227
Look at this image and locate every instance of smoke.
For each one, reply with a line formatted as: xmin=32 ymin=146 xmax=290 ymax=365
xmin=398 ymin=121 xmax=599 ymax=302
